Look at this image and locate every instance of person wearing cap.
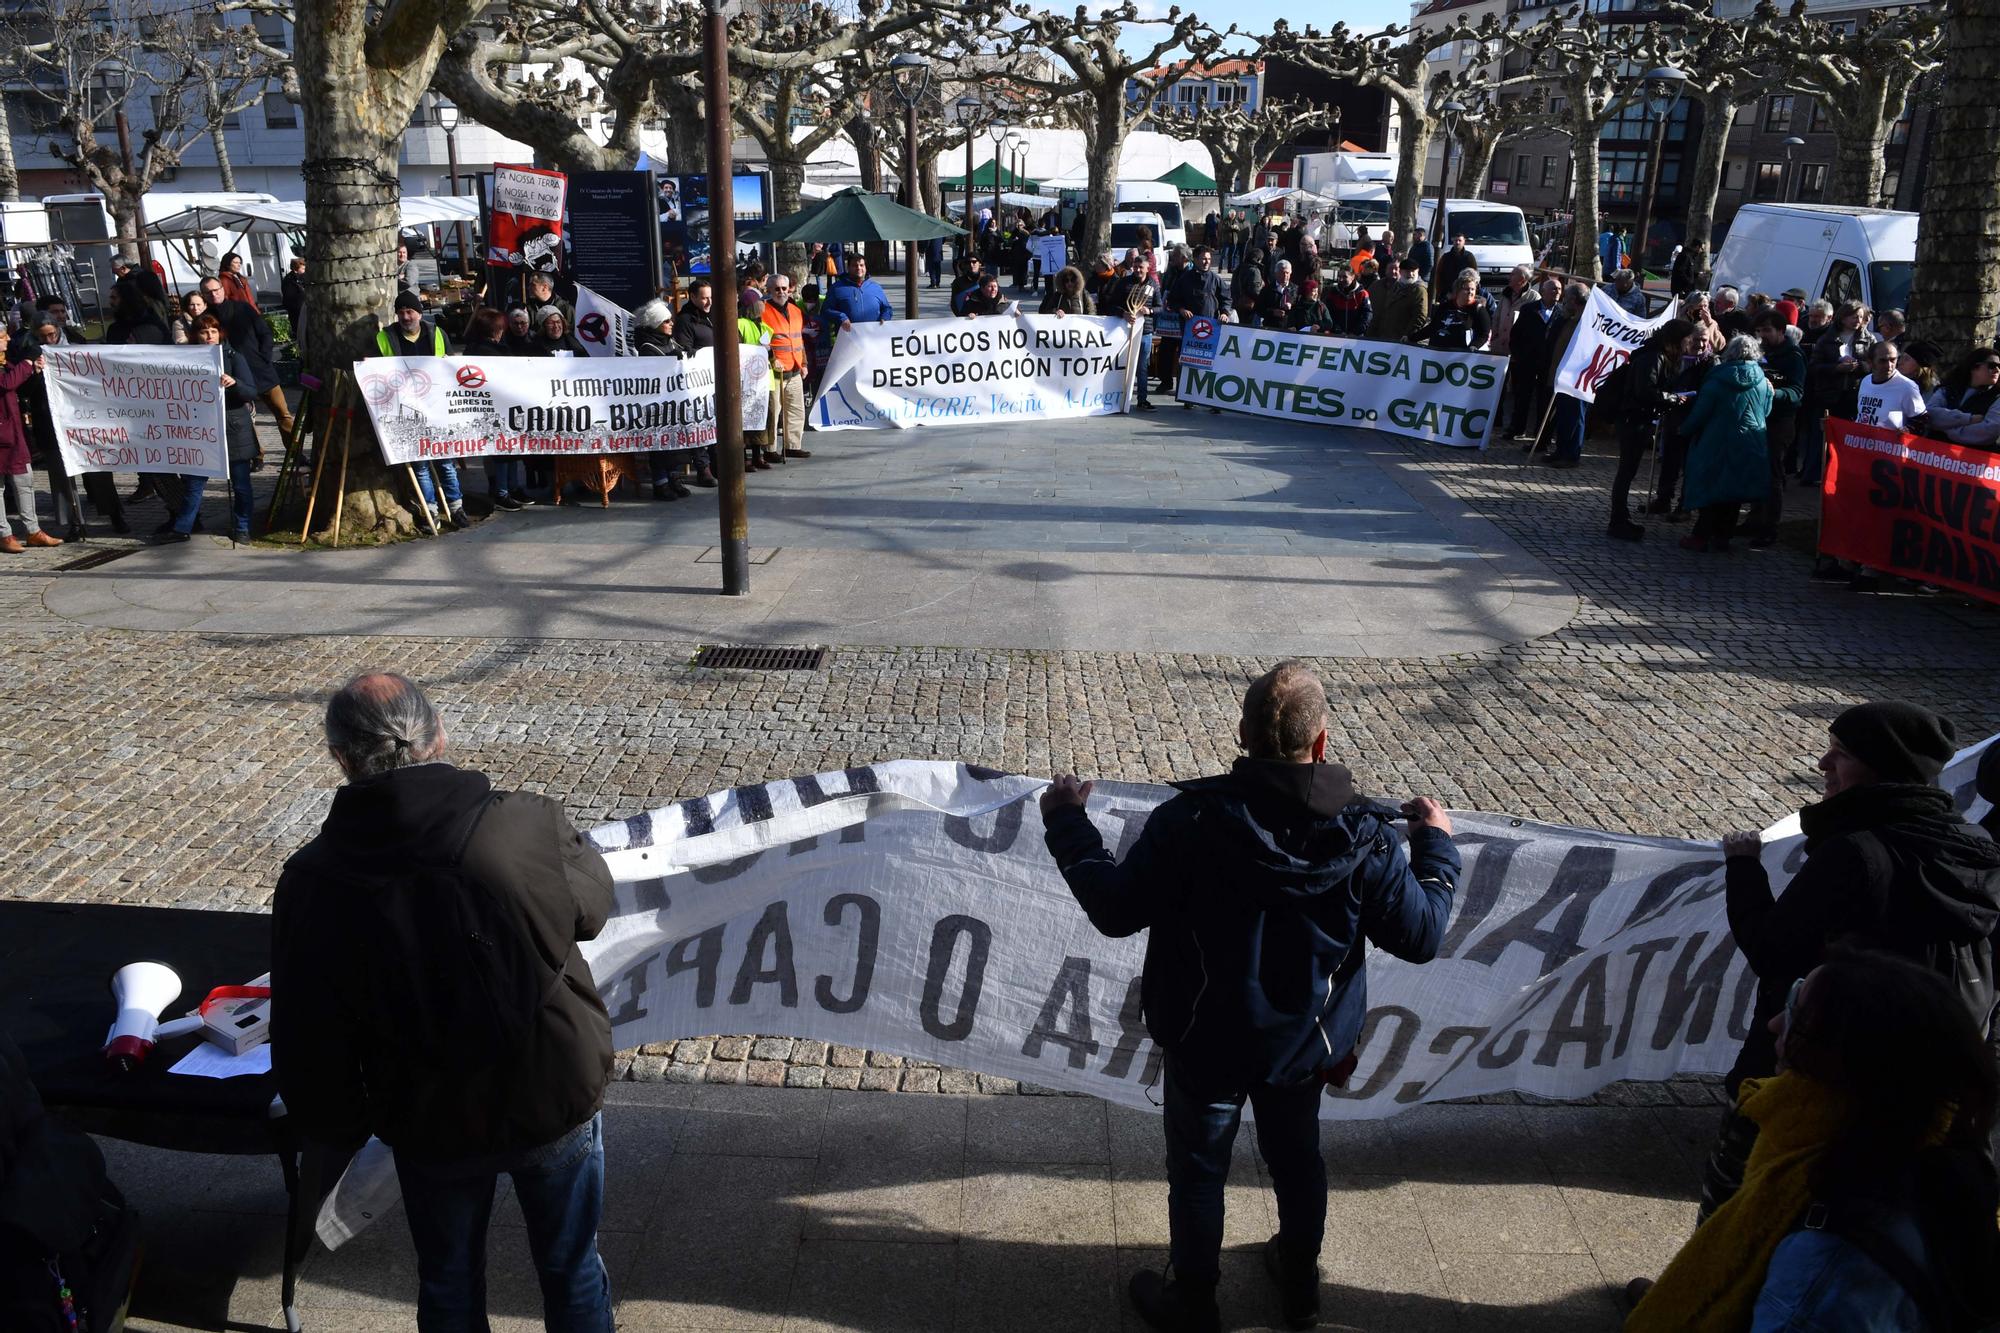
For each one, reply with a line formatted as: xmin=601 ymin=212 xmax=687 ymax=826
xmin=1699 ymin=702 xmax=2000 ymax=1222
xmin=736 ymin=287 xmax=778 ymax=471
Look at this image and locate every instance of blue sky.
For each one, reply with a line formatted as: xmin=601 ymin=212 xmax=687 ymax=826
xmin=1118 ymin=0 xmax=1414 ymax=56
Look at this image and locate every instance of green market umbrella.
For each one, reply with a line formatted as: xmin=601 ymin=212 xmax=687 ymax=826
xmin=738 ymin=187 xmax=961 ymax=244
xmin=937 ymin=163 xmax=1046 ymax=193
xmin=1155 ymin=162 xmax=1218 ymax=193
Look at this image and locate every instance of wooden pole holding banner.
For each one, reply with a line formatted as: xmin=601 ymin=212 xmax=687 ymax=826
xmin=297 ymin=370 xmax=345 ymax=545
xmin=262 ymin=377 xmax=317 ymax=536
xmin=328 ymin=401 xmax=352 ymax=549
xmin=403 ymin=464 xmax=442 ymax=536
xmin=1520 ymin=392 xmax=1558 ymax=462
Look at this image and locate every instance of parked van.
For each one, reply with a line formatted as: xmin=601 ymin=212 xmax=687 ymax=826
xmin=1113 ymin=182 xmax=1186 ymax=249
xmin=1414 ymin=199 xmax=1535 ymax=286
xmin=1711 ymin=203 xmax=1915 ymax=314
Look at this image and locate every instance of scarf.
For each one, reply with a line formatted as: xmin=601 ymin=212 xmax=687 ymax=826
xmin=1627 ymin=1072 xmax=1848 ymax=1332
xmin=1798 ymin=782 xmax=1955 ymax=848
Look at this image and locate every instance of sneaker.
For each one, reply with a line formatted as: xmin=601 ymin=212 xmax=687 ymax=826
xmin=1263 ymin=1236 xmax=1321 ymax=1330
xmin=155 ymin=530 xmax=191 ymax=544
xmin=692 ymin=471 xmax=719 ymax=488
xmin=1126 ymin=1270 xmax=1219 ymax=1333
xmin=492 ymin=494 xmax=524 ymax=511
xmin=448 ymin=506 xmax=468 ymax=529
xmin=1606 ymin=518 xmax=1645 ymax=542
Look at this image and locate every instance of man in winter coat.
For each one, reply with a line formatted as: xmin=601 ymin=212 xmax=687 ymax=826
xmin=1369 ymin=256 xmax=1430 ymax=343
xmin=1539 ymin=282 xmax=1593 ymax=466
xmin=673 ymin=279 xmax=719 ymax=354
xmin=1167 ymin=247 xmax=1226 ymax=412
xmin=1430 ymin=234 xmax=1476 ymax=300
xmin=273 ymin=672 xmax=617 ymax=1332
xmin=1700 ymin=702 xmax=2000 ymax=1222
xmin=1745 ymin=311 xmax=1807 ymax=547
xmin=1605 ymin=317 xmax=1697 ymax=540
xmin=1319 ymin=265 xmax=1372 ymax=338
xmin=1039 ymin=662 xmax=1461 ymax=1333
xmin=1504 ymin=276 xmax=1561 ymax=440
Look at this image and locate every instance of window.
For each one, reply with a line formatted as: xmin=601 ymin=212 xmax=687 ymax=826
xmin=1723 ymin=159 xmax=1746 ymax=192
xmin=1541 ymin=154 xmax=1559 ymax=187
xmin=1763 ymin=95 xmax=1793 ymax=133
xmin=263 ymin=92 xmax=297 ymax=129
xmin=1598 ymin=150 xmax=1681 ymax=205
xmin=1548 ymin=94 xmax=1567 ymax=116
xmin=1752 ymin=162 xmax=1785 ymax=200
xmin=1514 ymin=151 xmax=1532 ymax=185
xmin=4 ymin=93 xmax=59 ymax=135
xmin=252 ymin=11 xmax=289 ymax=49
xmin=1808 ymin=99 xmax=1829 ymax=133
xmin=1880 ymin=170 xmax=1901 ymax=206
xmin=1605 ymin=98 xmax=1690 ymax=143
xmin=1888 ymin=108 xmax=1911 ymax=146
xmin=1822 ymin=259 xmax=1862 ymax=309
xmin=1796 ymin=163 xmax=1827 ymax=202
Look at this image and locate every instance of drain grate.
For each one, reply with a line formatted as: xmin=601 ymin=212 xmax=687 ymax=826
xmin=692 ymin=644 xmax=828 ymax=671
xmin=54 ymin=548 xmax=137 ymax=573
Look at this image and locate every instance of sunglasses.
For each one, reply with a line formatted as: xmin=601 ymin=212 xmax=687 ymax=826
xmin=1979 ymin=362 xmax=2000 ymax=371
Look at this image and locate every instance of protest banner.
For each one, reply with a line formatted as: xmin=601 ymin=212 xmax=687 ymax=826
xmin=487 ymin=165 xmax=567 ymax=271
xmin=1028 ymin=234 xmax=1067 ymax=277
xmin=1820 ymin=417 xmax=2000 ymax=604
xmin=354 ymin=347 xmax=769 ymax=464
xmin=42 ymin=343 xmax=227 ymax=480
xmin=567 ymin=171 xmax=662 ymax=311
xmin=573 ymin=283 xmax=633 ymax=359
xmin=322 ymin=741 xmax=1996 ymax=1245
xmin=811 ymin=311 xmax=1138 ymax=431
xmin=1550 ymin=288 xmax=1677 ymax=404
xmin=1177 ymin=319 xmax=1506 ymax=449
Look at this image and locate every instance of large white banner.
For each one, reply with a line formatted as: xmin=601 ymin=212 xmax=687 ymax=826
xmin=573 ymin=283 xmax=632 ymax=358
xmin=354 ymin=347 xmax=769 ymax=464
xmin=811 ymin=312 xmax=1138 ymax=431
xmin=325 ymin=745 xmax=1995 ymax=1245
xmin=43 ymin=344 xmax=227 ymax=480
xmin=1552 ymin=287 xmax=1678 ymax=404
xmin=1176 ymin=319 xmax=1506 ymax=449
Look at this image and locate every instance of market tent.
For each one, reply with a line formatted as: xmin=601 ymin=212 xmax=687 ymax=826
xmin=143 ymin=195 xmax=480 ymax=237
xmin=936 ymin=163 xmax=1045 ymax=193
xmin=737 ymin=186 xmax=959 ymax=244
xmin=1155 ymin=162 xmax=1217 ymax=193
xmin=944 ymin=192 xmax=1061 ymax=215
xmin=1227 ymin=185 xmax=1312 ymax=209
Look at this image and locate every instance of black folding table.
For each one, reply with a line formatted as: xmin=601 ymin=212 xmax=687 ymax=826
xmin=0 ymin=899 xmax=349 ymax=1333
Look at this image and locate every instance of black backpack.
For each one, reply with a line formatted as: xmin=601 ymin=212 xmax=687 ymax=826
xmin=1594 ymin=356 xmax=1635 ymax=417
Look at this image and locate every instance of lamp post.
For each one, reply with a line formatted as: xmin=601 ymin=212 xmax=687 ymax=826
xmin=988 ymin=120 xmax=1009 ymax=248
xmin=1781 ymin=134 xmax=1805 ymax=201
xmin=889 ymin=53 xmax=932 ymax=318
xmin=1630 ymin=66 xmax=1687 ymax=285
xmin=703 ymin=0 xmax=747 ymax=596
xmin=432 ymin=102 xmax=471 ymax=276
xmin=1433 ymin=100 xmax=1465 ymax=271
xmin=954 ymin=96 xmax=980 ymax=268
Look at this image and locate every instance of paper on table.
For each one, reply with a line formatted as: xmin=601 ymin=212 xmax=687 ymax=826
xmin=169 ymin=1041 xmax=273 ymax=1079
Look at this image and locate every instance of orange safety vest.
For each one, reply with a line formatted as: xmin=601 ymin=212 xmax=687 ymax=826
xmin=762 ymin=299 xmax=805 ymax=374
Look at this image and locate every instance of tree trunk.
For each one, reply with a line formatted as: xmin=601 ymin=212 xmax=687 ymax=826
xmin=920 ymin=149 xmax=941 ymax=218
xmin=109 ymin=190 xmax=142 ymax=263
xmin=848 ymin=115 xmax=888 ymax=276
xmin=1826 ymin=92 xmax=1892 ymax=206
xmin=1389 ymin=101 xmax=1430 ymax=245
xmin=1568 ymin=119 xmax=1603 ymax=282
xmin=210 ymin=118 xmax=237 ymax=191
xmin=767 ymin=153 xmax=809 ymax=285
xmin=1457 ymin=128 xmax=1500 ymax=200
xmin=1908 ymin=0 xmax=2000 ymax=365
xmin=1079 ymin=91 xmax=1126 ymax=266
xmin=0 ymin=99 xmax=18 ymax=203
xmin=1679 ymin=88 xmax=1738 ymax=280
xmin=657 ymin=78 xmax=705 ymax=174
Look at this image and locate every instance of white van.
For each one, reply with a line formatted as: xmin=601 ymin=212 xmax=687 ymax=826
xmin=1414 ymin=199 xmax=1535 ymax=286
xmin=1114 ymin=182 xmax=1186 ymax=250
xmin=1711 ymin=203 xmax=1916 ymax=314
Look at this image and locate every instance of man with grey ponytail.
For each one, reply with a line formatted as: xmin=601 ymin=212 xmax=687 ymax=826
xmin=1037 ymin=662 xmax=1461 ymax=1333
xmin=273 ymin=672 xmax=616 ymax=1332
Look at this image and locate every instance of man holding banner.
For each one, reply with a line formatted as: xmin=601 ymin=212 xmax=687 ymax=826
xmin=1039 ymin=662 xmax=1461 ymax=1333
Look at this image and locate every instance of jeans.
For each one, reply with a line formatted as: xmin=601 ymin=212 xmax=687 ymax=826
xmin=4 ymin=470 xmax=41 ymax=535
xmin=416 ymin=461 xmax=463 ymax=512
xmin=393 ymin=1112 xmax=613 ymax=1333
xmin=170 ymin=474 xmax=206 ymax=534
xmin=228 ymin=458 xmax=254 ymax=537
xmin=1747 ymin=424 xmax=1788 ymax=538
xmin=485 ymin=458 xmax=527 ymax=499
xmin=1134 ymin=332 xmax=1153 ymax=403
xmin=1550 ymin=395 xmax=1586 ymax=464
xmin=1162 ymin=1059 xmax=1326 ymax=1287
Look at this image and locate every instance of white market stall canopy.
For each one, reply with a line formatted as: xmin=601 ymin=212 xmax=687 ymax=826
xmin=143 ymin=195 xmax=482 ymax=237
xmin=944 ymin=192 xmax=1062 ymax=214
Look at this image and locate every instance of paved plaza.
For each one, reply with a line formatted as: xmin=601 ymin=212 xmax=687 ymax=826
xmin=4 ymin=373 xmax=1997 ymax=1330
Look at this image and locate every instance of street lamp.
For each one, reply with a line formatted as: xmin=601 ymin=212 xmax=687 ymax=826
xmin=432 ymin=102 xmax=471 ymax=276
xmin=1629 ymin=66 xmax=1687 ymax=285
xmin=889 ymin=52 xmax=932 ymax=318
xmin=954 ymin=96 xmax=980 ymax=267
xmin=1781 ymin=134 xmax=1806 ymax=201
xmin=1433 ymin=99 xmax=1466 ymax=273
xmin=987 ymin=115 xmax=1009 ymax=260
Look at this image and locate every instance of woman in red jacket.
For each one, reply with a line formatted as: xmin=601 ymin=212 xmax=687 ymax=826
xmin=0 ymin=336 xmax=58 ymax=553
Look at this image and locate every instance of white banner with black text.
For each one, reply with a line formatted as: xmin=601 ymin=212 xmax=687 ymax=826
xmin=1551 ymin=288 xmax=1678 ymax=404
xmin=44 ymin=343 xmax=228 ymax=480
xmin=811 ymin=312 xmax=1137 ymax=431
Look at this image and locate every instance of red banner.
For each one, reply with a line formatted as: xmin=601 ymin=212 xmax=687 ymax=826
xmin=1821 ymin=417 xmax=2000 ymax=603
xmin=486 ymin=164 xmax=567 ymax=272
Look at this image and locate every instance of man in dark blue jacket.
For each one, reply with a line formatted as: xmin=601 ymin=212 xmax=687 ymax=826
xmin=1039 ymin=661 xmax=1461 ymax=1333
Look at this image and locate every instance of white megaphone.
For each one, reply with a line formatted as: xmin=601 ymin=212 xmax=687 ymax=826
xmin=104 ymin=961 xmax=192 ymax=1070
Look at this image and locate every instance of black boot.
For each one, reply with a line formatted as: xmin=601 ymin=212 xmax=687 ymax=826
xmin=1606 ymin=516 xmax=1645 ymax=542
xmin=1127 ymin=1269 xmax=1219 ymax=1333
xmin=1263 ymin=1235 xmax=1320 ymax=1330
